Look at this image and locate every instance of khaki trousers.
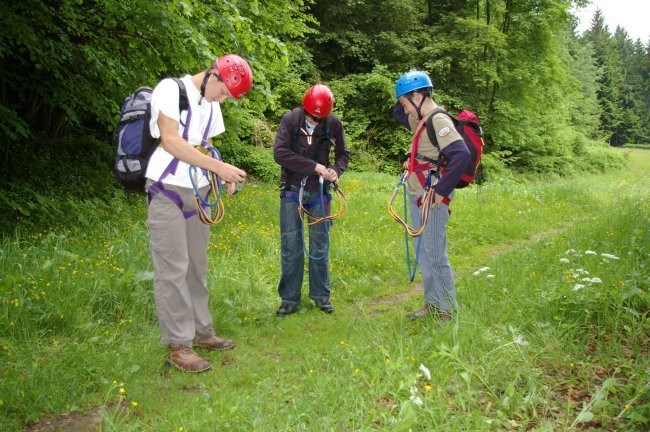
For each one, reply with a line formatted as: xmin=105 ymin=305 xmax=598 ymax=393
xmin=146 ymin=181 xmax=215 ymax=346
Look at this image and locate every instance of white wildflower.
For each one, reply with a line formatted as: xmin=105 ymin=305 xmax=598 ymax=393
xmin=487 ymin=274 xmax=495 ymax=279
xmin=601 ymin=253 xmax=620 ymax=260
xmin=559 ymin=258 xmax=570 ymax=264
xmin=590 ymin=277 xmax=602 ymax=284
xmin=515 ymin=335 xmax=529 ymax=346
xmin=474 ymin=266 xmax=490 ymax=276
xmin=418 ymin=364 xmax=431 ymax=381
xmin=573 ymin=284 xmax=585 ymax=291
xmin=565 ymin=249 xmax=576 ymax=254
xmin=409 ymin=385 xmax=423 ymax=406
xmin=585 ymin=250 xmax=597 ymax=256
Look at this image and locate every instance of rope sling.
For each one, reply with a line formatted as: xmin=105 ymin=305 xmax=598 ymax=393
xmin=387 ymin=119 xmax=438 ymax=280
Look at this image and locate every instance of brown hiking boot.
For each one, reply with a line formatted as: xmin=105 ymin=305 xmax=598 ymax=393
xmin=194 ymin=335 xmax=235 ymax=350
xmin=167 ymin=345 xmax=210 ymax=373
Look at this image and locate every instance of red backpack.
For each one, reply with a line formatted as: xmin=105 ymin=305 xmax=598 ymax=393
xmin=425 ymin=108 xmax=484 ymax=188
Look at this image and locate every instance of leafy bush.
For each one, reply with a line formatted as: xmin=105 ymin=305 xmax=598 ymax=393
xmin=578 ymin=143 xmax=628 ymax=173
xmin=328 ymin=69 xmax=411 ymax=168
xmin=219 ymin=140 xmax=279 ymax=183
xmin=477 ymin=151 xmax=513 ymax=184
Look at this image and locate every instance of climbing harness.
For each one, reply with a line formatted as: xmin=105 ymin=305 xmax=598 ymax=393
xmin=285 ymin=175 xmax=347 ymax=261
xmin=388 ymin=171 xmax=436 ymax=237
xmin=279 ymin=107 xmax=347 ymax=260
xmin=298 ymin=175 xmax=347 ymax=226
xmin=387 ymin=119 xmax=437 ymax=237
xmin=148 ymin=95 xmax=244 ymax=225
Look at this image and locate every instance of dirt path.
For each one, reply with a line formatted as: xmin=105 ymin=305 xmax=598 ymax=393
xmin=365 ymin=226 xmax=568 ymax=315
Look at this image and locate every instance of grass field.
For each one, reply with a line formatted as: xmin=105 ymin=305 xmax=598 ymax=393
xmin=1 ymin=149 xmax=648 ymax=431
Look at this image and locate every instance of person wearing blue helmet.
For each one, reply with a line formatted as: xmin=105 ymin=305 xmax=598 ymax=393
xmin=393 ymin=70 xmax=470 ymax=320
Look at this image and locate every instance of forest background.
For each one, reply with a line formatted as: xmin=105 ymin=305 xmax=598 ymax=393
xmin=0 ymin=0 xmax=649 ymax=233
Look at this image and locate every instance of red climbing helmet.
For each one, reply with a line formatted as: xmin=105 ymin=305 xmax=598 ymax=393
xmin=302 ymin=84 xmax=334 ymax=118
xmin=215 ymin=54 xmax=253 ymax=99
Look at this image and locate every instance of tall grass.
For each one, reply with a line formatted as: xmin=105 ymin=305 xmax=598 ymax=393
xmin=0 ymin=149 xmax=648 ymax=431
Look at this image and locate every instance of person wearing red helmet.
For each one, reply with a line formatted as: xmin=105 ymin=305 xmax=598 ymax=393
xmin=273 ymin=84 xmax=350 ymax=316
xmin=214 ymin=54 xmax=253 ymax=100
xmin=145 ymin=54 xmax=252 ymax=373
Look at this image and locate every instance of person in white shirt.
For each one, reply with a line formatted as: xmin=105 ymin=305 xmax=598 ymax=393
xmin=146 ymin=54 xmax=252 ymax=373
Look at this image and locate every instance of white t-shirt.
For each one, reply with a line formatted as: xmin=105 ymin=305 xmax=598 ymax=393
xmin=145 ymin=75 xmax=225 ymax=188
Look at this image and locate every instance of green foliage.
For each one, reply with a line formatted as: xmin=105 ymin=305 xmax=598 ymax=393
xmin=1 ymin=0 xmax=649 ymax=235
xmin=217 ymin=139 xmax=278 ymax=183
xmin=475 ymin=150 xmax=513 ymax=184
xmin=305 ymin=0 xmax=422 ymax=75
xmin=624 ymin=143 xmax=650 ymax=150
xmin=262 ymin=71 xmax=311 ymax=121
xmin=328 ymin=69 xmax=409 ymax=171
xmin=0 ymin=133 xmax=116 ymax=235
xmin=0 ymin=0 xmax=312 ymax=192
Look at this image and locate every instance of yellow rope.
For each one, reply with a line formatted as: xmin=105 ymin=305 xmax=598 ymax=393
xmin=298 ymin=185 xmax=347 ymax=226
xmin=387 ymin=173 xmax=435 ymax=237
xmin=192 ymin=146 xmax=226 ymax=225
xmin=194 ymin=171 xmax=225 ymax=225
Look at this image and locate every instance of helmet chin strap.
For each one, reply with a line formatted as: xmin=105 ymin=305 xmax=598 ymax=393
xmin=406 ymin=92 xmax=427 ymax=120
xmin=199 ymin=67 xmax=213 ymax=104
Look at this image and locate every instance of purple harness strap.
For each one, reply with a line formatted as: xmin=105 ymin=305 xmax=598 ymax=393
xmin=148 ymin=103 xmax=215 ymax=220
xmin=147 ymin=181 xmax=198 ymax=219
xmin=281 ymin=190 xmax=331 ymax=210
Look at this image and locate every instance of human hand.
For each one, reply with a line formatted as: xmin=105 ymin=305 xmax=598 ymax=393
xmin=215 ymin=161 xmax=247 ymax=184
xmin=433 ymin=193 xmax=444 ymax=208
xmin=223 ymin=182 xmax=237 ymax=195
xmin=324 ymin=168 xmax=338 ymax=183
xmin=314 ymin=163 xmax=328 ymax=177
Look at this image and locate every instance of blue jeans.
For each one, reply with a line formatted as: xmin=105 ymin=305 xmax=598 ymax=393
xmin=277 ymin=187 xmax=331 ymax=305
xmin=409 ymin=193 xmax=457 ymax=313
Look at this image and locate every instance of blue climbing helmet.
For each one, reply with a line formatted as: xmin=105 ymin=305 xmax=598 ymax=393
xmin=395 ymin=70 xmax=434 ymax=98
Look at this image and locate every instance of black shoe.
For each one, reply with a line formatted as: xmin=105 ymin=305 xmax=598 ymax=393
xmin=276 ymin=303 xmax=299 ymax=316
xmin=407 ymin=303 xmax=436 ymax=319
xmin=314 ymin=299 xmax=334 ymax=314
xmin=407 ymin=304 xmax=452 ymax=322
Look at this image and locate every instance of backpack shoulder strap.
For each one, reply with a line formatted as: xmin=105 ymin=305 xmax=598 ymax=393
xmin=425 ymin=107 xmax=454 ymax=151
xmin=170 ymin=77 xmax=189 ymax=112
xmin=289 ymin=107 xmax=303 ymax=153
xmin=321 ymin=115 xmax=331 ymax=140
xmin=282 ymin=107 xmax=304 ymax=191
